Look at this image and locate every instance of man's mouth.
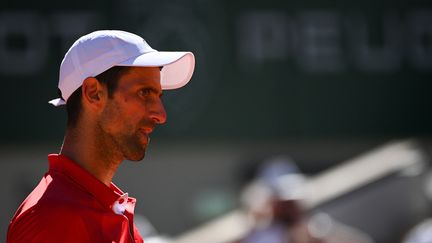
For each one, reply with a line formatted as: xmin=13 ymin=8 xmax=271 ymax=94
xmin=139 ymin=126 xmax=154 ymax=137
xmin=138 ymin=127 xmax=154 ymax=144
xmin=141 ymin=127 xmax=154 ymax=134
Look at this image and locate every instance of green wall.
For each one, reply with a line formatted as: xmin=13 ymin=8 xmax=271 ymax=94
xmin=1 ymin=0 xmax=431 ymax=142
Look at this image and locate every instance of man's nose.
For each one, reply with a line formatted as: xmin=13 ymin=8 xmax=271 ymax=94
xmin=150 ymin=99 xmax=167 ymax=124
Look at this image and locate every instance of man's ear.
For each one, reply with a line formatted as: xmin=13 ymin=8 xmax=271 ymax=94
xmin=81 ymin=77 xmax=107 ymax=109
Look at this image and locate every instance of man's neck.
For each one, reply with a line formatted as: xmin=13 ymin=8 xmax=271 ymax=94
xmin=60 ymin=127 xmax=121 ymax=187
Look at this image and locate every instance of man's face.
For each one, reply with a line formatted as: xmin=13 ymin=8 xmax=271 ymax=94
xmin=96 ymin=66 xmax=166 ymax=161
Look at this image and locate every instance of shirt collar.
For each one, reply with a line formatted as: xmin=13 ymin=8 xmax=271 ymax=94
xmin=48 ymin=154 xmax=130 ymax=210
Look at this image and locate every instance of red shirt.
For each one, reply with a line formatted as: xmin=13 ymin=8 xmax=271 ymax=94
xmin=7 ymin=154 xmax=144 ymax=243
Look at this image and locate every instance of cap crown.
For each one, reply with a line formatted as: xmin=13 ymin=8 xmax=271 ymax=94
xmin=59 ymin=30 xmax=155 ymax=102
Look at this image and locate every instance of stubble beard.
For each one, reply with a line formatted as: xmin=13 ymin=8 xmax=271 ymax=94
xmin=120 ymin=131 xmax=147 ymax=161
xmin=108 ymin=130 xmax=147 ymax=162
xmin=95 ymin=121 xmax=147 ymax=163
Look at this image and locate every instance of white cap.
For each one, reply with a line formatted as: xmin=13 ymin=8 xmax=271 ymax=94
xmin=49 ymin=30 xmax=195 ymax=106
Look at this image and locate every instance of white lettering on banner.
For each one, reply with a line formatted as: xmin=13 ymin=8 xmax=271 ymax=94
xmin=407 ymin=10 xmax=432 ymax=70
xmin=0 ymin=12 xmax=48 ymax=74
xmin=1 ymin=9 xmax=431 ymax=75
xmin=296 ymin=11 xmax=344 ymax=72
xmin=237 ymin=9 xmax=432 ymax=73
xmin=0 ymin=11 xmax=101 ymax=75
xmin=236 ymin=12 xmax=291 ymax=63
xmin=347 ymin=13 xmax=403 ymax=72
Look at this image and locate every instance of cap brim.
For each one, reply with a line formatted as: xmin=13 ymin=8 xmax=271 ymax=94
xmin=48 ymin=98 xmax=66 ymax=106
xmin=118 ymin=51 xmax=195 ymax=90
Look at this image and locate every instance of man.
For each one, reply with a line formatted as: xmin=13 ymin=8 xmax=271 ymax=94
xmin=7 ymin=30 xmax=195 ymax=243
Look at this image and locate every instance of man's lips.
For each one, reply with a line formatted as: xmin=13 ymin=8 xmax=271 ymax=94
xmin=138 ymin=127 xmax=154 ymax=143
xmin=139 ymin=127 xmax=154 ymax=134
xmin=137 ymin=129 xmax=150 ymax=146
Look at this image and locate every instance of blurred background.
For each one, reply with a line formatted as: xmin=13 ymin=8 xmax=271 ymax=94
xmin=1 ymin=0 xmax=432 ymax=242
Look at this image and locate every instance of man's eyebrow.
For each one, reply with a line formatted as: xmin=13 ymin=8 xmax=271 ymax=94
xmin=142 ymin=86 xmax=163 ymax=96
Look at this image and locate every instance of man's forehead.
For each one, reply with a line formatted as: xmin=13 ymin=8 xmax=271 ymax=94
xmin=117 ymin=67 xmax=162 ymax=88
xmin=120 ymin=66 xmax=161 ymax=79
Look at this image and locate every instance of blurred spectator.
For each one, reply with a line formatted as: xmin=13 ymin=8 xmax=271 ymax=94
xmin=235 ymin=156 xmax=374 ymax=243
xmin=401 ymin=170 xmax=432 ymax=243
xmin=145 ymin=236 xmax=174 ymax=243
xmin=402 ymin=219 xmax=432 ymax=243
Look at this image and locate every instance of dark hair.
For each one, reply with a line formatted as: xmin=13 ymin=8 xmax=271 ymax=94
xmin=64 ymin=66 xmax=131 ymax=127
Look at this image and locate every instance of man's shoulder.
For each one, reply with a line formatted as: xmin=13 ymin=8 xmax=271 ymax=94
xmin=7 ymin=199 xmax=91 ymax=243
xmin=7 ymin=172 xmax=102 ymax=241
xmin=15 ymin=171 xmax=95 ymax=216
xmin=44 ymin=170 xmax=94 ymax=200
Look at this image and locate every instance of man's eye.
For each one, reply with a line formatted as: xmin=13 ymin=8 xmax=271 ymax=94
xmin=139 ymin=89 xmax=151 ymax=97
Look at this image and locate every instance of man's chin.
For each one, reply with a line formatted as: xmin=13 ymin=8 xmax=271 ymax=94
xmin=124 ymin=146 xmax=147 ymax=162
xmin=127 ymin=151 xmax=146 ymax=162
xmin=121 ymin=138 xmax=148 ymax=161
